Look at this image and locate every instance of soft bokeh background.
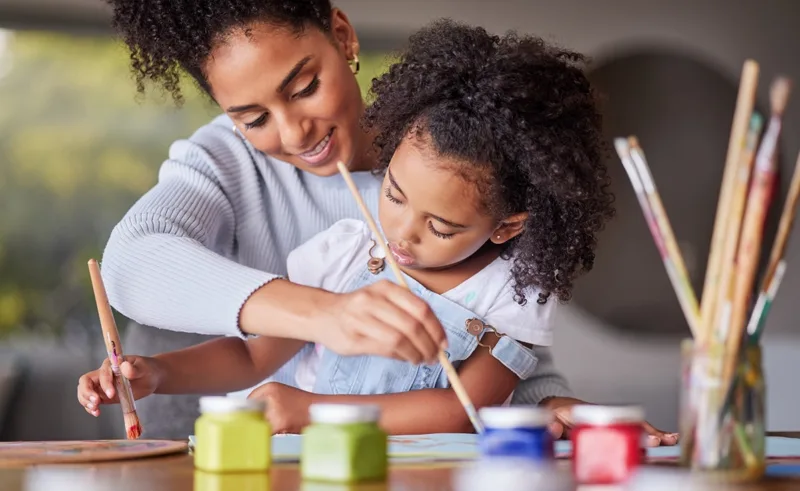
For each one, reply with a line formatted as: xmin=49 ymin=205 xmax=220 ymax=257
xmin=0 ymin=0 xmax=798 ymax=440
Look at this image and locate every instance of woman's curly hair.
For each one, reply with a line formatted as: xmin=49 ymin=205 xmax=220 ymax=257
xmin=105 ymin=0 xmax=333 ymax=103
xmin=364 ymin=20 xmax=615 ymax=305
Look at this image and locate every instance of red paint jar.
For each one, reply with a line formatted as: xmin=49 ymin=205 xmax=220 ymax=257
xmin=571 ymin=405 xmax=644 ymax=485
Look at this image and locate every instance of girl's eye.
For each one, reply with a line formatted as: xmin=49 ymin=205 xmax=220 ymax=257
xmin=384 ymin=186 xmax=403 ymax=205
xmin=293 ymin=75 xmax=320 ymax=99
xmin=428 ymin=222 xmax=455 ymax=239
xmin=244 ymin=113 xmax=268 ymax=130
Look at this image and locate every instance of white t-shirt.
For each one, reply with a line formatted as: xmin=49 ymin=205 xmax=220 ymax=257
xmin=287 ymin=219 xmax=556 ymax=392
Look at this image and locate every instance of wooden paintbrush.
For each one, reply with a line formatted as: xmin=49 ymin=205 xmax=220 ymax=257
xmin=87 ymin=259 xmax=142 ymax=439
xmin=722 ymin=77 xmax=791 ymax=384
xmin=335 ymin=161 xmax=485 ymax=434
xmin=615 ymin=138 xmax=700 ymax=337
xmin=709 ymin=113 xmax=764 ymax=344
xmin=627 ymin=137 xmax=701 ymax=336
xmin=749 ymin=150 xmax=800 ymax=341
xmin=700 ymin=60 xmax=760 ymax=345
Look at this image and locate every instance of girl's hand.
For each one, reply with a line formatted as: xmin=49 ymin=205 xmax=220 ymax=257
xmin=76 ymin=356 xmax=163 ymax=417
xmin=248 ymin=382 xmax=313 ymax=434
xmin=313 ymin=280 xmax=447 ymax=365
xmin=540 ymin=396 xmax=680 ymax=447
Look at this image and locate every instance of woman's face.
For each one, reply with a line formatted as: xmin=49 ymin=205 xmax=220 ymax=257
xmin=205 ymin=9 xmax=366 ymax=177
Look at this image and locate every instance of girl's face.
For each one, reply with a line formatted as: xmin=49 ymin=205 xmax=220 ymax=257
xmin=378 ymin=133 xmax=526 ymax=271
xmin=204 ymin=10 xmax=367 ymax=177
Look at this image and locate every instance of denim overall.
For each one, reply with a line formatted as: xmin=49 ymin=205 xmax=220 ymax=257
xmin=270 ymin=257 xmax=540 ymax=395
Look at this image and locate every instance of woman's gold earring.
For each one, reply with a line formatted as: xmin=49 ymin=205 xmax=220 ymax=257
xmin=349 ymin=54 xmax=360 ymax=75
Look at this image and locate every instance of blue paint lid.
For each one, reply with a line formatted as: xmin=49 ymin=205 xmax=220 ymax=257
xmin=478 ymin=406 xmax=553 ymax=429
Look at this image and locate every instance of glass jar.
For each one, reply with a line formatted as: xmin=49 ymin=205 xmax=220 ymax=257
xmin=678 ymin=339 xmax=765 ymax=482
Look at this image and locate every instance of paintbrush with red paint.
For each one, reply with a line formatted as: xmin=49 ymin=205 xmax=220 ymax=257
xmin=88 ymin=259 xmax=142 ymax=439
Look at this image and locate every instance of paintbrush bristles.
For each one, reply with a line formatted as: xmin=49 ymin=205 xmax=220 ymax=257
xmin=770 ymin=77 xmax=792 ymax=115
xmin=124 ymin=412 xmax=142 ymax=439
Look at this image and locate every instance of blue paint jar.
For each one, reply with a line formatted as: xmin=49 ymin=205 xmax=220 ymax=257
xmin=478 ymin=407 xmax=554 ymax=461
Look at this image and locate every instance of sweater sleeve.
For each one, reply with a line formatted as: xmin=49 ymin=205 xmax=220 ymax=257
xmin=510 ymin=347 xmax=575 ymax=405
xmin=100 ymin=120 xmax=277 ymax=338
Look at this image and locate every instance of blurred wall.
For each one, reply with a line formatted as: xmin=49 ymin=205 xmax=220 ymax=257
xmin=1 ymin=0 xmax=799 ymax=433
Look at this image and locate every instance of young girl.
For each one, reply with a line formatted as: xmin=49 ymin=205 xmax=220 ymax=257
xmin=78 ymin=20 xmax=614 ymax=435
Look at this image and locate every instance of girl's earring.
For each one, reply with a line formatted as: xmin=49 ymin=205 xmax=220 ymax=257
xmin=367 ymin=239 xmax=385 ymax=274
xmin=349 ymin=53 xmax=360 ymax=75
xmin=232 ymin=125 xmax=245 ymax=140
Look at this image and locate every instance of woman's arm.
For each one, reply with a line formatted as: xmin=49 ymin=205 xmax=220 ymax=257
xmin=510 ymin=347 xmax=575 ymax=405
xmin=101 ymin=119 xmax=291 ymax=337
xmin=100 ymin=121 xmax=443 ymax=363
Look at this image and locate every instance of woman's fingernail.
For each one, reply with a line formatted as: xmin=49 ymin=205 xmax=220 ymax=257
xmin=90 ymin=395 xmax=98 ymax=403
xmin=106 ymin=389 xmax=113 ymax=398
xmin=647 ymin=435 xmax=661 ymax=446
xmin=86 ymin=403 xmax=94 ymax=410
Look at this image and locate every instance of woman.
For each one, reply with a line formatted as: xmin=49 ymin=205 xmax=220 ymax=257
xmin=100 ymin=0 xmax=675 ymax=445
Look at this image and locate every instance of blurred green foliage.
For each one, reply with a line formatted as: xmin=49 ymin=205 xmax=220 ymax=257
xmin=0 ymin=29 xmax=390 ymax=338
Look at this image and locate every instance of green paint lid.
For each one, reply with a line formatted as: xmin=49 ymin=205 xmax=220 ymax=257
xmin=199 ymin=396 xmax=265 ymax=414
xmin=309 ymin=403 xmax=380 ymax=424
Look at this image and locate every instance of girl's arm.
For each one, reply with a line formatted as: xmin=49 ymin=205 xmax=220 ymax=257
xmin=307 ymin=336 xmax=517 ymax=434
xmin=78 ymin=334 xmax=306 ymax=414
xmin=152 ymin=336 xmax=306 ymax=395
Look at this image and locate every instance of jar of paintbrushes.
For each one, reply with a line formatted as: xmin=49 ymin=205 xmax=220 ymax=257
xmin=678 ymin=338 xmax=766 ymax=482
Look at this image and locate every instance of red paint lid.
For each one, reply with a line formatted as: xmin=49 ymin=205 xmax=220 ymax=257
xmin=571 ymin=405 xmax=644 ymax=425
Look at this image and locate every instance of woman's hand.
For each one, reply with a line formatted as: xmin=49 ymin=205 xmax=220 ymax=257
xmin=540 ymin=397 xmax=680 ymax=447
xmin=240 ymin=279 xmax=447 ymax=365
xmin=77 ymin=356 xmax=163 ymax=417
xmin=312 ymin=280 xmax=447 ymax=364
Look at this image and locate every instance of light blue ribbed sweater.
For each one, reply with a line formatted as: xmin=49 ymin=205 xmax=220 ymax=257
xmin=101 ymin=114 xmax=573 ymax=437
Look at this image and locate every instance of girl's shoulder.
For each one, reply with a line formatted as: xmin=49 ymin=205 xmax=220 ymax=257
xmin=286 ymin=219 xmax=375 ymax=293
xmin=448 ymin=257 xmax=556 ymax=346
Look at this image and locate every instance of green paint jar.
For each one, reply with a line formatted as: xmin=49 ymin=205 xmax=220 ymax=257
xmin=301 ymin=404 xmax=387 ymax=483
xmin=194 ymin=396 xmax=271 ymax=473
xmin=193 ymin=470 xmax=270 ymax=491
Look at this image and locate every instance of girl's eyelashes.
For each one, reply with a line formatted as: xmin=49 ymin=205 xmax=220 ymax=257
xmin=384 ymin=186 xmax=403 ymax=204
xmin=428 ymin=222 xmax=455 ymax=239
xmin=241 ymin=75 xmax=320 ymax=130
xmin=385 ymin=186 xmax=456 ymax=239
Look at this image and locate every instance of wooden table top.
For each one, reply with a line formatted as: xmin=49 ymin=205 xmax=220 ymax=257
xmin=3 ymin=433 xmax=800 ymax=490
xmin=2 ymin=453 xmax=800 ymax=491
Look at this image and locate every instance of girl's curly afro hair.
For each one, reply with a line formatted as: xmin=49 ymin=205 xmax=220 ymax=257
xmin=364 ymin=20 xmax=615 ymax=305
